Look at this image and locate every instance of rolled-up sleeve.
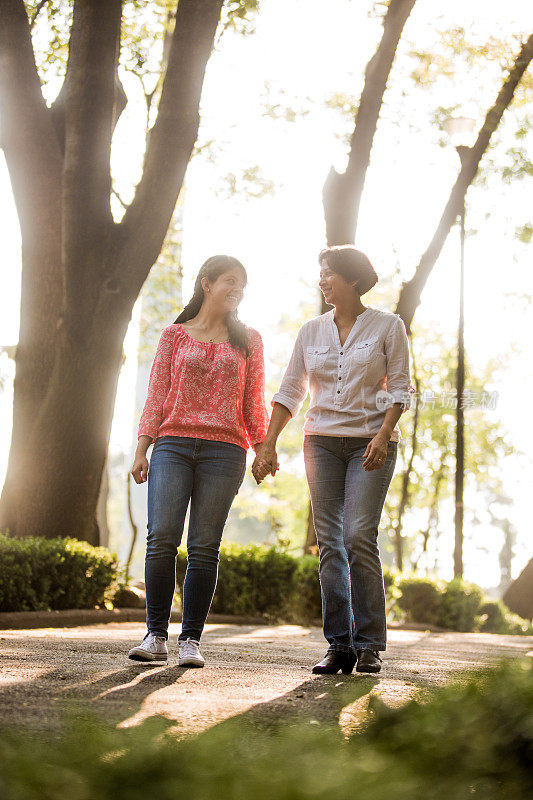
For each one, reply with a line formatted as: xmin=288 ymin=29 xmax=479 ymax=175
xmin=138 ymin=326 xmax=174 ymax=441
xmin=385 ymin=315 xmax=412 ymax=413
xmin=271 ymin=328 xmax=309 ymax=417
xmin=242 ymin=329 xmax=269 ymax=448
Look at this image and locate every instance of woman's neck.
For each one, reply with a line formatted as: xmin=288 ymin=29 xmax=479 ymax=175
xmin=333 ymin=298 xmax=367 ymax=327
xmin=190 ymin=303 xmax=228 ymax=331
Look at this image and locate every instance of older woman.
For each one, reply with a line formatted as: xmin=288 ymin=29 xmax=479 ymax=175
xmin=253 ymin=245 xmax=411 ymax=674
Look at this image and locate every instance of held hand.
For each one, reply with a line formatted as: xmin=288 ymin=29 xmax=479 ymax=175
xmin=362 ymin=434 xmax=389 ymax=471
xmin=252 ymin=442 xmax=279 ymax=485
xmin=131 ymin=453 xmax=149 ymax=484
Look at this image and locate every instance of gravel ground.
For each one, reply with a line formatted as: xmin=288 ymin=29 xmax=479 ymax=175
xmin=1 ymin=622 xmax=531 ymax=738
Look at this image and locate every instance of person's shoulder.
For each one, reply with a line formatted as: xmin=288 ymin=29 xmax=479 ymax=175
xmin=370 ymin=308 xmax=405 ymax=330
xmin=245 ymin=326 xmax=264 ymax=347
xmin=161 ymin=323 xmax=182 ymax=338
xmin=298 ymin=312 xmax=331 ymax=336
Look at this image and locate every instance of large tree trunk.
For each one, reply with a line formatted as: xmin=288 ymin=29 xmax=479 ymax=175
xmin=17 ymin=302 xmax=130 ymax=543
xmin=0 ymin=0 xmax=63 ymax=535
xmin=0 ymin=0 xmax=225 ymax=542
xmin=323 ymin=0 xmax=416 ymax=245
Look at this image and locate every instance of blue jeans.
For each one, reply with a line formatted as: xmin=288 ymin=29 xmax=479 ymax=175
xmin=145 ymin=436 xmax=247 ymax=641
xmin=303 ymin=434 xmax=397 ymax=653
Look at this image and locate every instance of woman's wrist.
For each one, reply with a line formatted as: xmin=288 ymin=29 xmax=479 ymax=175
xmin=136 ymin=435 xmax=153 ymax=455
xmin=261 ymin=434 xmax=278 ymax=450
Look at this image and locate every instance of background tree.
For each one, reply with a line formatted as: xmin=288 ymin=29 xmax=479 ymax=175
xmin=0 ymin=0 xmax=258 ymax=544
xmin=321 ymin=0 xmax=533 ymax=334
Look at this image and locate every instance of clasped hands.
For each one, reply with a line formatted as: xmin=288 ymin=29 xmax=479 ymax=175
xmin=251 ymin=442 xmax=279 ymax=485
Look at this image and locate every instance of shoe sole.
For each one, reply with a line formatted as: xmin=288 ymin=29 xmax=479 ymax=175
xmin=178 ymin=658 xmax=205 ymax=668
xmin=355 ymin=664 xmax=382 ymax=673
xmin=128 ymin=649 xmax=168 ymax=662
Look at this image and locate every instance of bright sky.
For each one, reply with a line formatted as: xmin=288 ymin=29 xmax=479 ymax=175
xmin=1 ymin=0 xmax=532 ymax=588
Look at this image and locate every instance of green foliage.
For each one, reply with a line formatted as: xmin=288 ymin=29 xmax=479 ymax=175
xmin=0 ymin=533 xmax=118 ymax=612
xmin=176 ymin=544 xmax=301 ymax=619
xmin=1 ymin=659 xmax=533 ymax=799
xmin=479 ymin=599 xmax=532 ymax=636
xmin=440 ymin=577 xmax=484 ymax=632
xmin=397 ymin=577 xmax=445 ymax=626
xmin=364 ymin=658 xmax=533 ymax=798
xmin=394 ymin=572 xmax=530 ymax=635
xmin=292 ymin=554 xmax=323 ymax=623
xmin=479 ymin=598 xmax=511 ymax=634
xmin=516 ymin=222 xmax=533 ymax=243
xmin=174 ymin=543 xmax=533 ymax=634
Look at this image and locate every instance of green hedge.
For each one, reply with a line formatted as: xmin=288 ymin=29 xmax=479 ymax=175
xmin=175 ymin=545 xmax=531 ymax=635
xmin=397 ymin=574 xmax=531 ymax=635
xmin=0 ymin=533 xmax=118 ymax=612
xmin=1 ymin=658 xmax=532 ymax=799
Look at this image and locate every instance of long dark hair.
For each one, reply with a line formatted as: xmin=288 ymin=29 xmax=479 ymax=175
xmin=174 ymin=255 xmax=250 ymax=357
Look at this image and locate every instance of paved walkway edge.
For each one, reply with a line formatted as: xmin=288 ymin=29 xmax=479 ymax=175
xmin=0 ymin=608 xmax=269 ymax=629
xmin=0 ymin=607 xmax=450 ymax=633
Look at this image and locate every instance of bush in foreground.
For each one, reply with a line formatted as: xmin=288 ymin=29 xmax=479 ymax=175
xmin=0 ymin=533 xmax=118 ymax=612
xmin=0 ymin=658 xmax=532 ymax=799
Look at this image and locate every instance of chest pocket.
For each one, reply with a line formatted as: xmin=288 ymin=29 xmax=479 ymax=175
xmin=306 ymin=345 xmax=330 ymax=372
xmin=351 ymin=336 xmax=380 ymax=364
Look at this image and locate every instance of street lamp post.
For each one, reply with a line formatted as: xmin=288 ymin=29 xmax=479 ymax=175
xmin=443 ymin=117 xmax=475 ymax=579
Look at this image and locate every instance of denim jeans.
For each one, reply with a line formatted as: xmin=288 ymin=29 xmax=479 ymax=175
xmin=303 ymin=434 xmax=397 ymax=653
xmin=145 ymin=436 xmax=246 ymax=641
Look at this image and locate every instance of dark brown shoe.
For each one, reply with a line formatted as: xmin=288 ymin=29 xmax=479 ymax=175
xmin=312 ymin=650 xmax=357 ymax=675
xmin=356 ymin=649 xmax=382 ymax=673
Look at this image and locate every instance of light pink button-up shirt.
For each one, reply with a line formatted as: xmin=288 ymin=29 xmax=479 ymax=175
xmin=271 ymin=308 xmax=412 ymax=443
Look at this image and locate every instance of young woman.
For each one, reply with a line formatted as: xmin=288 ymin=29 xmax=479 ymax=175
xmin=253 ymin=245 xmax=412 ymax=675
xmin=130 ymin=255 xmax=268 ymax=666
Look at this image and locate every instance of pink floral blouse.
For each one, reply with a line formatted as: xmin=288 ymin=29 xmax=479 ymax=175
xmin=138 ymin=323 xmax=269 ymax=451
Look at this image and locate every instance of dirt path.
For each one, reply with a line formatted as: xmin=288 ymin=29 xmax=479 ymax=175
xmin=1 ymin=622 xmax=531 ymax=737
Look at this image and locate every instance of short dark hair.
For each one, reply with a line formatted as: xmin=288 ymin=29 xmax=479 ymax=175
xmin=318 ymin=245 xmax=378 ymax=296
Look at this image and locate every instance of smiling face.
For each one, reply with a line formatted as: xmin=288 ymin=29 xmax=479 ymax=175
xmin=319 ymin=259 xmax=358 ymax=306
xmin=203 ymin=266 xmax=246 ymax=312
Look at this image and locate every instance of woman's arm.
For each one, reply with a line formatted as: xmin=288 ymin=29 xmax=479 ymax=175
xmin=131 ymin=435 xmax=153 ymax=484
xmin=131 ymin=326 xmax=174 ymax=483
xmin=252 ymin=329 xmax=309 ymax=483
xmin=363 ymin=316 xmax=412 ymax=471
xmin=252 ymin=402 xmax=292 ymax=483
xmin=242 ymin=330 xmax=269 ymax=451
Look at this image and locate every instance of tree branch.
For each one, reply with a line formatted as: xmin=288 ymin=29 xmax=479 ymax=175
xmin=62 ymin=0 xmax=123 ymax=319
xmin=395 ymin=32 xmax=533 ymax=332
xmin=30 ymin=0 xmax=50 ymax=29
xmin=323 ymin=0 xmax=417 ymax=245
xmin=117 ymin=0 xmax=224 ymax=298
xmin=0 ymin=0 xmax=62 ymax=234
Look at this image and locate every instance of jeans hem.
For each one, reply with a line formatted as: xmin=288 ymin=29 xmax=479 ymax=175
xmin=354 ymin=643 xmax=386 ymax=652
xmin=327 ymin=645 xmax=355 ymax=655
xmin=148 ymin=629 xmax=168 ymax=640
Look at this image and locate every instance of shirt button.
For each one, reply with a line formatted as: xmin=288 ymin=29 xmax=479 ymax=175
xmin=337 ymin=390 xmax=341 ymax=394
xmin=340 ymin=351 xmax=343 ymax=355
xmin=338 ymin=376 xmax=341 ymax=380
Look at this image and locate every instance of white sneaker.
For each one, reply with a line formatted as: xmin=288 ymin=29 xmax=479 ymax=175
xmin=128 ymin=632 xmax=168 ymax=662
xmin=178 ymin=637 xmax=205 ymax=667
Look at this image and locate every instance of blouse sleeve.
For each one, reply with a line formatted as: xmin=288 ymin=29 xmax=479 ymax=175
xmin=271 ymin=327 xmax=309 ymax=417
xmin=384 ymin=315 xmax=412 ymax=413
xmin=242 ymin=329 xmax=269 ymax=449
xmin=137 ymin=326 xmax=175 ymax=441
